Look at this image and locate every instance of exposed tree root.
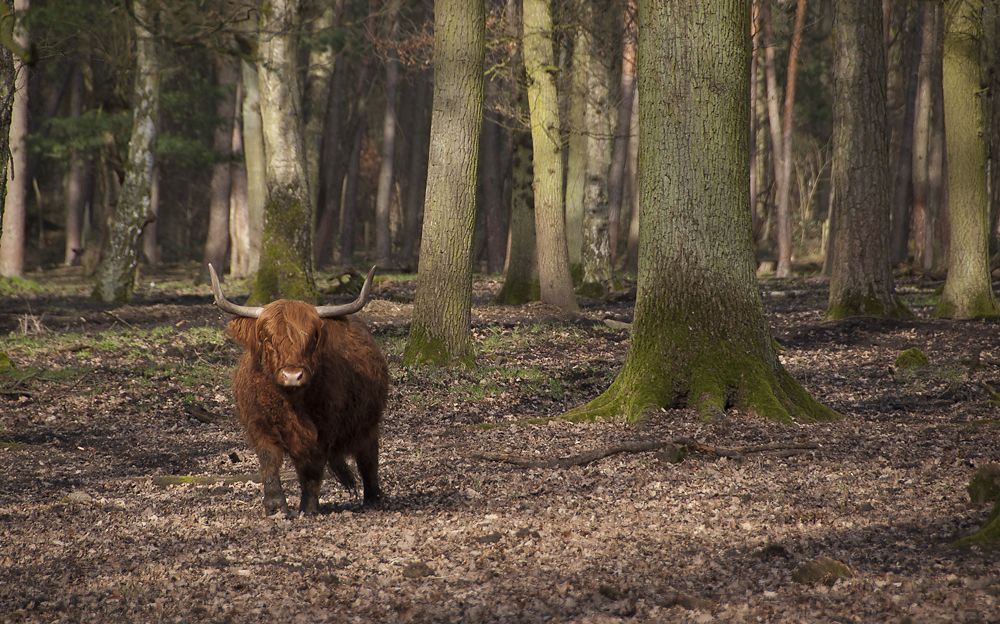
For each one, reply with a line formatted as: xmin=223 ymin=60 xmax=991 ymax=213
xmin=474 ymin=438 xmax=819 ymax=469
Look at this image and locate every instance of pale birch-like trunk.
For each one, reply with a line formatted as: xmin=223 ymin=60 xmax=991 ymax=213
xmin=240 ymin=58 xmax=266 ymax=275
xmin=247 ymin=0 xmax=318 ymax=304
xmin=0 ymin=0 xmax=27 ymax=278
xmin=229 ymin=81 xmax=251 ymax=279
xmin=92 ymin=0 xmax=159 ymax=302
xmin=523 ymin=0 xmax=577 ymax=311
xmin=199 ymin=50 xmax=238 ymax=284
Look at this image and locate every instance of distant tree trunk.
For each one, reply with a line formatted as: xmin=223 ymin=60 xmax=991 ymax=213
xmin=375 ymin=5 xmax=401 ymax=268
xmin=523 ymin=0 xmax=577 ymax=311
xmin=928 ymin=4 xmax=949 ymax=272
xmin=888 ymin=5 xmax=922 ymax=265
xmin=579 ymin=7 xmax=615 ymax=297
xmin=911 ymin=5 xmax=935 ymax=270
xmin=92 ymin=0 xmax=159 ymax=302
xmin=826 ymin=0 xmax=907 ymax=320
xmin=566 ymin=0 xmax=837 ymax=425
xmin=199 ymin=50 xmax=238 ymax=284
xmin=402 ymin=0 xmax=484 ymax=366
xmin=494 ymin=80 xmax=538 ymax=304
xmin=143 ymin=166 xmax=159 ymax=267
xmin=303 ymin=1 xmax=343 ymax=213
xmin=622 ymin=86 xmax=639 ymax=272
xmin=247 ymin=0 xmax=319 ymax=304
xmin=750 ymin=0 xmax=762 ymax=241
xmin=229 ymin=82 xmax=251 ymax=279
xmin=934 ymin=0 xmax=998 ymax=318
xmin=313 ymin=55 xmax=345 ymax=267
xmin=480 ymin=77 xmax=507 ymax=275
xmin=64 ymin=63 xmax=86 ymax=267
xmin=401 ymin=67 xmax=431 ymax=269
xmin=0 ymin=0 xmax=27 ymax=278
xmin=776 ymin=0 xmax=807 ymax=278
xmin=340 ymin=54 xmax=374 ymax=265
xmin=241 ymin=57 xmax=266 ymax=275
xmin=985 ymin=0 xmax=1000 ymax=252
xmin=761 ymin=0 xmax=785 ymax=269
xmin=607 ymin=0 xmax=636 ymax=260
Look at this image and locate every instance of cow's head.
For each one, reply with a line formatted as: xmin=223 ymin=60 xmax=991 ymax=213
xmin=209 ymin=265 xmax=376 ymax=389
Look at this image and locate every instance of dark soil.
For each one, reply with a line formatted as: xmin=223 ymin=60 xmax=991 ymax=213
xmin=1 ymin=267 xmax=999 ymax=623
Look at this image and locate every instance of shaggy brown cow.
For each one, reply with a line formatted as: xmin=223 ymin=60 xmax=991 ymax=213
xmin=209 ymin=265 xmax=388 ymax=517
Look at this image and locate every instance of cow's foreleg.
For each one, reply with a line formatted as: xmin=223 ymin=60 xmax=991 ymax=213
xmin=257 ymin=446 xmax=290 ymax=517
xmin=296 ymin=458 xmax=324 ymax=515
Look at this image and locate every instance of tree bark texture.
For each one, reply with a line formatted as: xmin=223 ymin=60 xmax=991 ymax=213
xmin=229 ymin=82 xmax=251 ymax=279
xmin=564 ymin=19 xmax=587 ymax=270
xmin=0 ymin=0 xmax=27 ymax=278
xmin=401 ymin=67 xmax=431 ymax=269
xmin=934 ymin=0 xmax=999 ymax=318
xmin=826 ymin=0 xmax=907 ymax=320
xmin=911 ymin=5 xmax=935 ymax=270
xmin=92 ymin=0 xmax=159 ymax=302
xmin=303 ymin=2 xmax=341 ymax=214
xmin=494 ymin=116 xmax=538 ymax=305
xmin=775 ymin=0 xmax=807 ymax=278
xmin=888 ymin=5 xmax=922 ymax=265
xmin=566 ymin=0 xmax=838 ymax=425
xmin=607 ymin=0 xmax=637 ymax=260
xmin=247 ymin=0 xmax=318 ymax=305
xmin=199 ymin=50 xmax=238 ymax=285
xmin=240 ymin=57 xmax=266 ymax=276
xmin=402 ymin=0 xmax=484 ymax=367
xmin=523 ymin=0 xmax=578 ymax=311
xmin=480 ymin=76 xmax=508 ymax=275
xmin=64 ymin=63 xmax=85 ymax=267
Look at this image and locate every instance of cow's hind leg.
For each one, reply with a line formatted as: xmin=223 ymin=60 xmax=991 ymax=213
xmin=355 ymin=436 xmax=382 ymax=507
xmin=257 ymin=446 xmax=290 ymax=517
xmin=328 ymin=456 xmax=358 ymax=493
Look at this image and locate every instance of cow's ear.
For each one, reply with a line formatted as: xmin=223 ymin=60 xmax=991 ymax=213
xmin=228 ymin=317 xmax=258 ymax=351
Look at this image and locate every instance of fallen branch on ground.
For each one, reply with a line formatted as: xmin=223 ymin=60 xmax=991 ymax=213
xmin=474 ymin=437 xmax=819 ymax=469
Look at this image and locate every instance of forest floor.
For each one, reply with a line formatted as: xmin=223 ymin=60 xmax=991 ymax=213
xmin=1 ymin=264 xmax=999 ymax=623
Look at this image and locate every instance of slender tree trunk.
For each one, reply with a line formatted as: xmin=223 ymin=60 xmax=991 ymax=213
xmin=339 ymin=54 xmax=374 ymax=265
xmin=622 ymin=87 xmax=639 ymax=272
xmin=750 ymin=0 xmax=762 ymax=241
xmin=0 ymin=0 xmax=27 ymax=278
xmin=401 ymin=67 xmax=431 ymax=269
xmin=607 ymin=0 xmax=636 ymax=260
xmin=826 ymin=0 xmax=907 ymax=320
xmin=888 ymin=5 xmax=923 ymax=265
xmin=199 ymin=50 xmax=238 ymax=284
xmin=402 ymin=0 xmax=485 ymax=367
xmin=566 ymin=0 xmax=837 ymax=424
xmin=564 ymin=20 xmax=587 ymax=270
xmin=64 ymin=62 xmax=85 ymax=266
xmin=92 ymin=0 xmax=159 ymax=302
xmin=303 ymin=1 xmax=343 ymax=213
xmin=143 ymin=165 xmax=159 ymax=267
xmin=913 ymin=6 xmax=939 ymax=271
xmin=229 ymin=82 xmax=251 ymax=279
xmin=775 ymin=0 xmax=807 ymax=278
xmin=241 ymin=57 xmax=266 ymax=275
xmin=247 ymin=0 xmax=318 ymax=304
xmin=934 ymin=0 xmax=998 ymax=318
xmin=761 ymin=0 xmax=785 ymax=267
xmin=523 ymin=0 xmax=577 ymax=311
xmin=375 ymin=6 xmax=401 ymax=268
xmin=928 ymin=4 xmax=949 ymax=272
xmin=313 ymin=55 xmax=345 ymax=267
xmin=481 ymin=77 xmax=507 ymax=275
xmin=579 ymin=5 xmax=615 ymax=297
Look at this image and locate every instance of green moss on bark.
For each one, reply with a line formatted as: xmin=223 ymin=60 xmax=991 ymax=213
xmin=825 ymin=289 xmax=912 ymax=320
xmin=953 ymin=465 xmax=1000 ymax=547
xmin=246 ymin=191 xmax=318 ymax=305
xmin=493 ymin=279 xmax=540 ymax=305
xmin=932 ymin=290 xmax=1000 ymax=319
xmin=402 ymin=326 xmax=476 ymax=368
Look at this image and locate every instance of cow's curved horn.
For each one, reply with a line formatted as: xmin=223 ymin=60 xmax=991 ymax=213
xmin=315 ymin=265 xmax=377 ymax=318
xmin=208 ymin=263 xmax=263 ymax=319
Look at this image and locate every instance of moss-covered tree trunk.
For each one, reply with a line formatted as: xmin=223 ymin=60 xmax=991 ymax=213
xmin=933 ymin=0 xmax=999 ymax=319
xmin=826 ymin=0 xmax=908 ymax=320
xmin=246 ymin=0 xmax=318 ymax=305
xmin=566 ymin=0 xmax=839 ymax=425
xmin=402 ymin=0 xmax=484 ymax=367
xmin=523 ymin=0 xmax=578 ymax=312
xmin=92 ymin=0 xmax=159 ymax=303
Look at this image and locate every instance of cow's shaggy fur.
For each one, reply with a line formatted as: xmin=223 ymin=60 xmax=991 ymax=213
xmin=227 ymin=300 xmax=388 ymax=517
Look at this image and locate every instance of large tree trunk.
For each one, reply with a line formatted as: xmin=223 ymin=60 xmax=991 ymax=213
xmin=92 ymin=0 xmax=159 ymax=302
xmin=493 ymin=107 xmax=538 ymax=304
xmin=374 ymin=4 xmax=402 ymax=268
xmin=826 ymin=0 xmax=907 ymax=320
xmin=0 ymin=0 xmax=27 ymax=278
xmin=402 ymin=0 xmax=484 ymax=367
xmin=566 ymin=0 xmax=838 ymax=425
xmin=523 ymin=0 xmax=578 ymax=311
xmin=199 ymin=50 xmax=238 ymax=284
xmin=246 ymin=0 xmax=318 ymax=305
xmin=933 ymin=0 xmax=999 ymax=318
